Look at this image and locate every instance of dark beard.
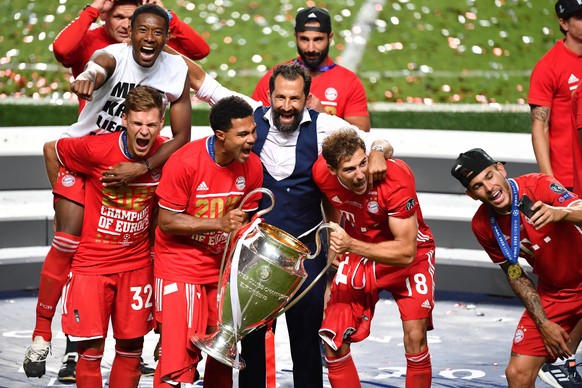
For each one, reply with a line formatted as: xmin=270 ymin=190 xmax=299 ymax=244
xmin=272 ymin=108 xmax=303 ymax=133
xmin=298 ymin=45 xmax=330 ymax=71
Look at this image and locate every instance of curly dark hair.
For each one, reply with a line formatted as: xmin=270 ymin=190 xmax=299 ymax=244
xmin=131 ymin=3 xmax=169 ymax=33
xmin=209 ymin=96 xmax=254 ymax=132
xmin=322 ymin=127 xmax=366 ymax=169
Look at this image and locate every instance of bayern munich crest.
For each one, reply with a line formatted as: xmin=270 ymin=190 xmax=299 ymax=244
xmin=324 ymin=87 xmax=338 ymax=101
xmin=513 ymin=328 xmax=524 ymax=344
xmin=61 ymin=174 xmax=76 ymax=187
xmin=367 ymin=200 xmax=379 ymax=214
xmin=235 ymin=176 xmax=246 ymax=190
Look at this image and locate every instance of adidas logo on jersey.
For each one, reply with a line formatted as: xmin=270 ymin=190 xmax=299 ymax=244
xmin=569 ymin=74 xmax=580 ymax=85
xmin=421 ymin=299 xmax=432 ymax=309
xmin=196 ymin=181 xmax=209 ymax=191
xmin=332 ymin=195 xmax=342 ymax=203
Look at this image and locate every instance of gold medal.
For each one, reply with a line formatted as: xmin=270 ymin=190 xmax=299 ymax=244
xmin=507 ymin=264 xmax=522 ymax=279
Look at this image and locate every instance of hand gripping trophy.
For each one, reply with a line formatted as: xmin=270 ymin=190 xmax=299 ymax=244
xmin=191 ymin=188 xmax=335 ymax=368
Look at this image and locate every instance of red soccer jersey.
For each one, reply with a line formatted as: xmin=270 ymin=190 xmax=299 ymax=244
xmin=252 ymin=57 xmax=369 ymax=119
xmin=154 ymin=137 xmax=264 ymax=285
xmin=312 ymin=156 xmax=435 ymax=260
xmin=55 ymin=132 xmax=165 ymax=275
xmin=528 ymin=40 xmax=582 ymax=188
xmin=570 ymin=80 xmax=582 ymax=197
xmin=471 ymin=174 xmax=582 ymax=297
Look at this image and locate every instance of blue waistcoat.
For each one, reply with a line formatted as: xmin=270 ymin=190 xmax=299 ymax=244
xmin=252 ymin=107 xmax=323 ymax=237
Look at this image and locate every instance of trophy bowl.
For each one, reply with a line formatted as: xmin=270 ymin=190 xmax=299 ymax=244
xmin=191 ymin=189 xmax=335 ymax=369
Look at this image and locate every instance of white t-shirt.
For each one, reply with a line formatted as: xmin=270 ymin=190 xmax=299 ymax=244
xmin=63 ymin=43 xmax=188 ymax=138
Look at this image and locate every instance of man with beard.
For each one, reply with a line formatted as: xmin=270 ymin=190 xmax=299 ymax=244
xmin=23 ymin=4 xmax=191 ymax=380
xmin=252 ymin=7 xmax=370 ymax=132
xmin=182 ymin=57 xmax=392 ymax=387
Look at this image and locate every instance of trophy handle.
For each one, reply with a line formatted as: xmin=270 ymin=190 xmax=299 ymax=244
xmin=239 ymin=187 xmax=275 ymax=218
xmin=276 ymin=223 xmax=338 ymax=315
xmin=217 ymin=188 xmax=275 ymax=302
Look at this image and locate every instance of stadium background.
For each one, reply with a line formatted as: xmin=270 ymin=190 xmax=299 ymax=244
xmin=0 ymin=1 xmax=574 ymax=387
xmin=0 ymin=0 xmax=558 ymax=130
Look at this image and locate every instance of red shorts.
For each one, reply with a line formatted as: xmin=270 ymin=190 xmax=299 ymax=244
xmin=154 ymin=278 xmax=218 ymax=384
xmin=320 ymin=248 xmax=435 ymax=350
xmin=375 ymin=247 xmax=435 ymax=324
xmin=61 ymin=265 xmax=154 ymax=340
xmin=53 ymin=166 xmax=85 ymax=206
xmin=511 ymin=292 xmax=582 ymax=357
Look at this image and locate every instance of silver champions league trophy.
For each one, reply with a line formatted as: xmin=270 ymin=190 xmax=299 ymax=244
xmin=191 ymin=188 xmax=336 ymax=369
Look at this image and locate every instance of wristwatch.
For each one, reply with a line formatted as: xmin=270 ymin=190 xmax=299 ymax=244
xmin=371 ymin=145 xmax=385 ymax=153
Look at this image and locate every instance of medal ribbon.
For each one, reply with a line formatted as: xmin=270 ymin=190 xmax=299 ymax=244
xmin=489 ymin=179 xmax=520 ymax=264
xmin=207 ymin=135 xmax=216 ymax=162
xmin=292 ymin=58 xmax=337 ymax=73
xmin=121 ymin=131 xmax=134 ymax=159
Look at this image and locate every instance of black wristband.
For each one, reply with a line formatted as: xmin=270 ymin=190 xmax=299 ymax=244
xmin=143 ymin=158 xmax=151 ymax=171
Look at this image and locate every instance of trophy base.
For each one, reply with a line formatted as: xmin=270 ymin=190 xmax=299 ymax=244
xmin=191 ymin=329 xmax=246 ymax=370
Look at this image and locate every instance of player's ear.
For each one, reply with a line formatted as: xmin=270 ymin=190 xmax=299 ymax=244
xmin=121 ymin=112 xmax=128 ymax=127
xmin=327 ymin=164 xmax=338 ymax=176
xmin=215 ymin=130 xmax=226 ymax=142
xmin=465 ymin=188 xmax=478 ymax=201
xmin=495 ymin=162 xmax=508 ymax=178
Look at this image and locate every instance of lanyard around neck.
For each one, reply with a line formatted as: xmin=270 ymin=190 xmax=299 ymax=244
xmin=489 ymin=179 xmax=520 ymax=264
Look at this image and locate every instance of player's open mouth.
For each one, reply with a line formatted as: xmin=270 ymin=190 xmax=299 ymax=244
xmin=240 ymin=147 xmax=251 ymax=158
xmin=489 ymin=190 xmax=503 ymax=204
xmin=279 ymin=113 xmax=294 ymax=124
xmin=140 ymin=46 xmax=155 ymax=61
xmin=136 ymin=138 xmax=150 ymax=151
xmin=354 ymin=180 xmax=366 ymax=191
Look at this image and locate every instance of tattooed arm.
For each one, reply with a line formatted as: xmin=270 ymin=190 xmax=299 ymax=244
xmin=530 ymin=105 xmax=553 ymax=177
xmin=501 ymin=261 xmax=571 ymax=359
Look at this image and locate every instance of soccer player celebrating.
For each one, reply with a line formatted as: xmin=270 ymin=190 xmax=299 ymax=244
xmin=24 ymin=4 xmax=190 ymax=379
xmin=153 ymin=96 xmax=264 ymax=387
xmin=451 ymin=148 xmax=582 ymax=387
xmin=313 ymin=128 xmax=435 ymax=388
xmin=52 ymin=85 xmax=165 ymax=386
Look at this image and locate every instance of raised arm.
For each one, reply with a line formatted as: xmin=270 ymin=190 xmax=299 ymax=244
xmin=528 ymin=199 xmax=582 ymax=228
xmin=142 ymin=0 xmax=210 ymax=60
xmin=166 ymin=11 xmax=210 ymax=60
xmin=70 ymin=50 xmax=117 ymax=101
xmin=52 ymin=1 xmax=108 ymax=67
xmin=366 ymin=139 xmax=394 ymax=185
